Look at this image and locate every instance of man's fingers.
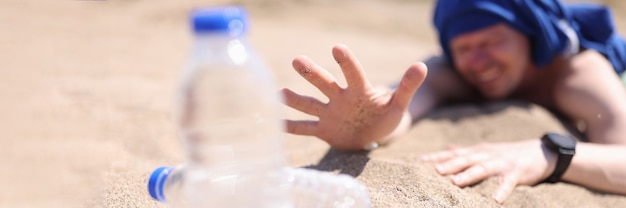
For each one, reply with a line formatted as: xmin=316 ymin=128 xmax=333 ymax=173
xmin=392 ymin=62 xmax=428 ymax=108
xmin=281 ymin=88 xmax=326 ymax=116
xmin=421 ymin=151 xmax=454 ymax=163
xmin=446 ymin=144 xmax=460 ymax=150
xmin=332 ymin=44 xmax=370 ymax=90
xmin=292 ymin=55 xmax=342 ymax=98
xmin=493 ymin=174 xmax=519 ymax=204
xmin=421 ymin=145 xmax=473 ymax=163
xmin=451 ymin=159 xmax=503 ymax=187
xmin=285 ymin=120 xmax=318 ymax=136
xmin=434 ymin=152 xmax=489 ymax=175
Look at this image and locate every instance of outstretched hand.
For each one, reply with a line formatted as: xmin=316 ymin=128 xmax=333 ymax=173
xmin=421 ymin=140 xmax=557 ymax=204
xmin=281 ymin=44 xmax=427 ymax=151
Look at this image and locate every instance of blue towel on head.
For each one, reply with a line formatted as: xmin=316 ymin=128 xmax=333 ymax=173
xmin=433 ymin=0 xmax=626 ymax=74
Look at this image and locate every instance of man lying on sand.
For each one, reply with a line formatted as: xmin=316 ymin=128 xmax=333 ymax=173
xmin=280 ymin=0 xmax=626 ymax=203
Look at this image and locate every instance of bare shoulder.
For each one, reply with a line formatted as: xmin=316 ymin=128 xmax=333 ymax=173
xmin=554 ymin=50 xmax=626 ymax=143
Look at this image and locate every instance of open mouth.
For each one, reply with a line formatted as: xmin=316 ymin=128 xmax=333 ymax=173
xmin=476 ymin=67 xmax=502 ymax=86
xmin=478 ymin=67 xmax=501 ymax=83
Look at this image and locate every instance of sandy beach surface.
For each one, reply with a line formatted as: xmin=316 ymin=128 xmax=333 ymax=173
xmin=1 ymin=0 xmax=625 ymax=207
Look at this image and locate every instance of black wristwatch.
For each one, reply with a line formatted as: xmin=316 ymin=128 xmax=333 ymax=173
xmin=541 ymin=132 xmax=577 ymax=183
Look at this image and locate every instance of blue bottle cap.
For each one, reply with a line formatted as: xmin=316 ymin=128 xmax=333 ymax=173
xmin=148 ymin=166 xmax=174 ymax=203
xmin=191 ymin=6 xmax=248 ymax=36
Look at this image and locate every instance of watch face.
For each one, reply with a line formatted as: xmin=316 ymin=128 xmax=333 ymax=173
xmin=546 ymin=132 xmax=576 ymax=150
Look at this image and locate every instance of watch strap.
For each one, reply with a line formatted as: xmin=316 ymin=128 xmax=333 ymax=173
xmin=542 ymin=132 xmax=576 ymax=183
xmin=544 ymin=152 xmax=573 ymax=183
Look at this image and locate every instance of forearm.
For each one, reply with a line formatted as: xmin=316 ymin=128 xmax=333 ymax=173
xmin=562 ymin=143 xmax=626 ymax=194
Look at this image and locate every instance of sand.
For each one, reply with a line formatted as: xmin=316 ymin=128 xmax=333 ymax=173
xmin=1 ymin=0 xmax=625 ymax=207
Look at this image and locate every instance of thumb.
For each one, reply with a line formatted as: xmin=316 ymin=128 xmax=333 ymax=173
xmin=392 ymin=62 xmax=427 ymax=108
xmin=493 ymin=173 xmax=519 ymax=204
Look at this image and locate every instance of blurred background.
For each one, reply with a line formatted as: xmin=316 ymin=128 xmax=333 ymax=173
xmin=0 ymin=0 xmax=623 ymax=207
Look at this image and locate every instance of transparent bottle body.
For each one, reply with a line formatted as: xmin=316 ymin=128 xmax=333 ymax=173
xmin=167 ymin=33 xmax=291 ymax=207
xmin=284 ymin=168 xmax=372 ymax=208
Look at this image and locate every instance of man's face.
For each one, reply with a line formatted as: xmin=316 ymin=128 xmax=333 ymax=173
xmin=449 ymin=23 xmax=531 ymax=99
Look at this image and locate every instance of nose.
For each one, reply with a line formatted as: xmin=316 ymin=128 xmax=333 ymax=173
xmin=467 ymin=48 xmax=491 ymax=73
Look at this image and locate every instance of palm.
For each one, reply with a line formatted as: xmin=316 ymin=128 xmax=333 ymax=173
xmin=316 ymin=85 xmax=400 ymax=149
xmin=282 ymin=44 xmax=427 ymax=151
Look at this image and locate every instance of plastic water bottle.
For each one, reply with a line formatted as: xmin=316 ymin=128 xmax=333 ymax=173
xmin=149 ymin=166 xmax=372 ymax=208
xmin=147 ymin=6 xmax=372 ymax=208
xmin=148 ymin=6 xmax=290 ymax=207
